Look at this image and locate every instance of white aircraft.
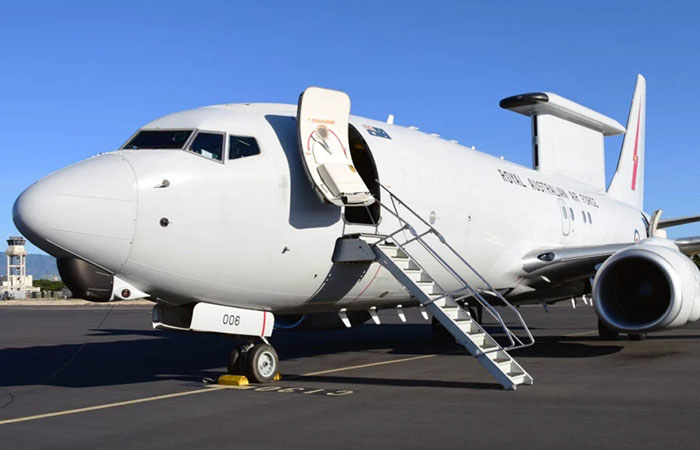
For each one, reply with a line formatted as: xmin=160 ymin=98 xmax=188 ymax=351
xmin=13 ymin=76 xmax=700 ymax=390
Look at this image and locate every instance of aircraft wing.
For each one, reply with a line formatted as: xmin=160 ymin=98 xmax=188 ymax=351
xmin=521 ymin=243 xmax=630 ymax=285
xmin=521 ymin=237 xmax=700 ymax=286
xmin=674 ymin=236 xmax=700 ymax=256
xmin=658 ymin=214 xmax=700 ymax=229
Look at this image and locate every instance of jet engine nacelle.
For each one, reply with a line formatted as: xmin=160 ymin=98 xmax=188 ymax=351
xmin=57 ymin=257 xmax=114 ymax=302
xmin=593 ymin=238 xmax=700 ymax=333
xmin=275 ymin=311 xmax=370 ymax=331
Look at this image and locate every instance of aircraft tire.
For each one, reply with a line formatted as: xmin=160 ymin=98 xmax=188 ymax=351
xmin=597 ymin=319 xmax=619 ymax=340
xmin=628 ymin=333 xmax=647 ymax=341
xmin=242 ymin=343 xmax=279 ymax=383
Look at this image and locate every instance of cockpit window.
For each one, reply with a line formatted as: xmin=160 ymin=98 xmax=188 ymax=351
xmin=189 ymin=132 xmax=224 ymax=161
xmin=123 ymin=130 xmax=193 ymax=149
xmin=229 ymin=136 xmax=261 ymax=160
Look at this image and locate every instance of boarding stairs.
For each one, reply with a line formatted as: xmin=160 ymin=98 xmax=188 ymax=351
xmin=351 ymin=183 xmax=535 ymax=390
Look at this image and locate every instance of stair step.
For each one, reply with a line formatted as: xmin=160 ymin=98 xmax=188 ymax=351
xmin=378 ymin=245 xmax=407 ymax=258
xmin=497 ymin=359 xmax=512 ymax=369
xmin=492 ymin=355 xmax=511 ymax=364
xmin=403 ymin=269 xmax=426 ymax=281
xmin=429 ymin=296 xmax=448 ymax=307
xmin=481 ymin=342 xmax=499 ymax=351
xmin=392 ymin=258 xmax=417 ymax=270
xmin=509 ymin=374 xmax=531 ymax=386
xmin=442 ymin=309 xmax=460 ymax=321
xmin=369 ymin=217 xmax=533 ymax=390
xmin=416 ymin=281 xmax=443 ymax=295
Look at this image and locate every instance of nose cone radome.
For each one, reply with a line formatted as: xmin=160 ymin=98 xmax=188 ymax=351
xmin=13 ymin=154 xmax=137 ymax=271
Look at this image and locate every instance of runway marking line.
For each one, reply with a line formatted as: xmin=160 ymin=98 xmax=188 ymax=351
xmin=0 ymin=331 xmax=597 ymax=426
xmin=565 ymin=330 xmax=597 ymax=337
xmin=300 ymin=352 xmax=443 ymax=376
xmin=0 ymin=352 xmax=448 ymax=426
xmin=0 ymin=386 xmax=226 ymax=426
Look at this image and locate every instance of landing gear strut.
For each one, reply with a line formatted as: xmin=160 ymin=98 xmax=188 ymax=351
xmin=597 ymin=320 xmax=648 ymax=341
xmin=597 ymin=319 xmax=619 ymax=340
xmin=467 ymin=302 xmax=483 ymax=324
xmin=228 ymin=341 xmax=279 ymax=383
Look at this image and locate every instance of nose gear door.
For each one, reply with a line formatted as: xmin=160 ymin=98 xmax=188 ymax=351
xmin=297 ymin=87 xmax=374 ymax=207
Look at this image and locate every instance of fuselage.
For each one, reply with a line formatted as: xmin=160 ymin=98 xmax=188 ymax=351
xmin=13 ymin=103 xmax=647 ymax=313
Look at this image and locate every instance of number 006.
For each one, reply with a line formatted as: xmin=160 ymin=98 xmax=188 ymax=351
xmin=222 ymin=314 xmax=241 ymax=326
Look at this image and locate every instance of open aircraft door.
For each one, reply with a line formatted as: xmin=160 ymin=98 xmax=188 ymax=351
xmin=297 ymin=87 xmax=375 ymax=207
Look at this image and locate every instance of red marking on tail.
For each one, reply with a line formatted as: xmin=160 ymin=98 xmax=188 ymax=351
xmin=631 ymin=108 xmax=641 ymax=191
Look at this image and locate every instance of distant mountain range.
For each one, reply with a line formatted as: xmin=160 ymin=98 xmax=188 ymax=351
xmin=0 ymin=254 xmax=60 ymax=280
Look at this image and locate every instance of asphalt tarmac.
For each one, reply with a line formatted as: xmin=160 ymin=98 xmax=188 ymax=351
xmin=1 ymin=304 xmax=699 ymax=449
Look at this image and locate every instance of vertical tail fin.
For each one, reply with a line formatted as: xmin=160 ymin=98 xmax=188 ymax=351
xmin=607 ymin=74 xmax=646 ymax=209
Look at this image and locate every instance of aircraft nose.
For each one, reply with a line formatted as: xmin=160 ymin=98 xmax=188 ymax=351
xmin=13 ymin=154 xmax=138 ymax=271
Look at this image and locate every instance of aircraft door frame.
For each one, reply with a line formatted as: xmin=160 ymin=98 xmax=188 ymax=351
xmin=344 ymin=124 xmax=381 ymax=225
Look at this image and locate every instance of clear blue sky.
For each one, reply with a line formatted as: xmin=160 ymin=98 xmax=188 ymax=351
xmin=1 ymin=1 xmax=698 ymax=253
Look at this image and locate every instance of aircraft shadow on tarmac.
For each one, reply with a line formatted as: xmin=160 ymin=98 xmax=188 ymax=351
xmin=0 ymin=323 xmax=626 ymax=389
xmin=285 ymin=374 xmax=499 ymax=391
xmin=509 ymin=336 xmax=622 ymax=359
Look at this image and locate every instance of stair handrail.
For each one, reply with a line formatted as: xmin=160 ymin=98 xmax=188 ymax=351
xmin=370 ymin=182 xmax=534 ymax=350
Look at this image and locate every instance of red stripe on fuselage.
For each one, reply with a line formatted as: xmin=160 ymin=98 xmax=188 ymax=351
xmin=350 ymin=265 xmax=382 ymax=301
xmin=261 ymin=311 xmax=267 ymax=337
xmin=631 ymin=107 xmax=641 ymax=191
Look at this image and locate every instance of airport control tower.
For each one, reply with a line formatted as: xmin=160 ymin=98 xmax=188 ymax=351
xmin=2 ymin=236 xmax=39 ymax=299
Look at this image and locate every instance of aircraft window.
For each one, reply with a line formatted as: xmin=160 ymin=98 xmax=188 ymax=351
xmin=123 ymin=130 xmax=193 ymax=149
xmin=569 ymin=208 xmax=575 ymax=221
xmin=582 ymin=211 xmax=587 ymax=223
xmin=587 ymin=212 xmax=592 ymax=224
xmin=562 ymin=207 xmax=567 ymax=219
xmin=229 ymin=136 xmax=261 ymax=160
xmin=189 ymin=132 xmax=224 ymax=161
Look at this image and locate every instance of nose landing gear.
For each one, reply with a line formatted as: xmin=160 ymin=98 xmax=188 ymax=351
xmin=228 ymin=341 xmax=279 ymax=383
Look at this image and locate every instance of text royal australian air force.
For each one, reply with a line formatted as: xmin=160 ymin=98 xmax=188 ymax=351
xmin=497 ymin=168 xmax=599 ymax=208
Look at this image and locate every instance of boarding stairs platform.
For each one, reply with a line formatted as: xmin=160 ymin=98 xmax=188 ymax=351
xmin=345 ymin=184 xmax=535 ymax=390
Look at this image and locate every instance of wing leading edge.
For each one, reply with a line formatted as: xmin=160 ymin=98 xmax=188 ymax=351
xmin=521 ymin=237 xmax=700 ymax=287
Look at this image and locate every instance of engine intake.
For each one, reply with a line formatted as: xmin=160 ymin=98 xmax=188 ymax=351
xmin=593 ymin=238 xmax=700 ymax=333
